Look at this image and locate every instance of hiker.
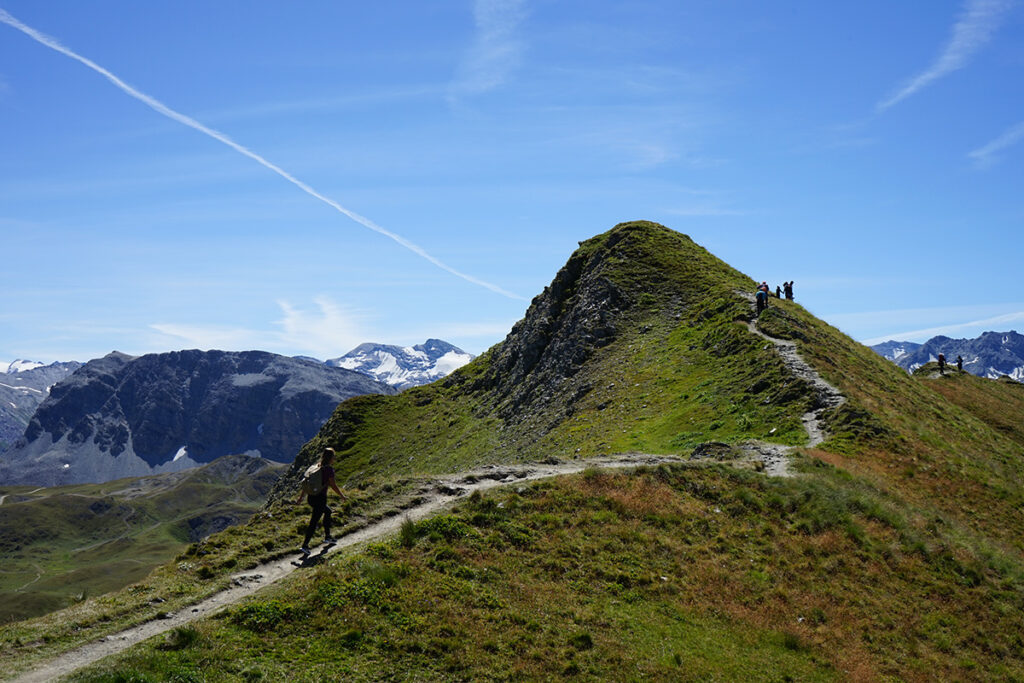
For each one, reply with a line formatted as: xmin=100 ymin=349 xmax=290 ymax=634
xmin=783 ymin=281 xmax=794 ymax=300
xmin=296 ymin=447 xmax=346 ymax=555
xmin=937 ymin=353 xmax=946 ymax=375
xmin=775 ymin=285 xmax=782 ymax=298
xmin=957 ymin=355 xmax=963 ymax=373
xmin=755 ymin=287 xmax=768 ymax=314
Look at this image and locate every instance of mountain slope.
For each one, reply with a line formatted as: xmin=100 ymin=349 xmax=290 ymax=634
xmin=0 ymin=454 xmax=284 ymax=625
xmin=3 ymin=221 xmax=1023 ymax=680
xmin=0 ymin=350 xmax=395 ymax=486
xmin=0 ymin=360 xmax=81 ymax=454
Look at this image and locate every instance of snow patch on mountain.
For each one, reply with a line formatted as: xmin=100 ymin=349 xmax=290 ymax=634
xmin=4 ymin=360 xmax=45 ymax=373
xmin=327 ymin=339 xmax=474 ymax=390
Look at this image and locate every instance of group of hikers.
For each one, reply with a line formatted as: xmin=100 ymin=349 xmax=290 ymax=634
xmin=937 ymin=353 xmax=964 ymax=375
xmin=755 ymin=280 xmax=794 ymax=314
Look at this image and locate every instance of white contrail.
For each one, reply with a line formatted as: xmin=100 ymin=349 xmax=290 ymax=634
xmin=0 ymin=8 xmax=525 ymax=301
xmin=877 ymin=0 xmax=1014 ymax=111
xmin=968 ymin=119 xmax=1024 ymax=167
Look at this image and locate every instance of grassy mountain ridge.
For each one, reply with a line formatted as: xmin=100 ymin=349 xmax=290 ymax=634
xmin=270 ymin=221 xmax=816 ymax=500
xmin=2 ymin=221 xmax=1023 ymax=680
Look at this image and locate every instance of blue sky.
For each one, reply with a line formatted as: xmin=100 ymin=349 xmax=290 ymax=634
xmin=1 ymin=1 xmax=1022 ymax=365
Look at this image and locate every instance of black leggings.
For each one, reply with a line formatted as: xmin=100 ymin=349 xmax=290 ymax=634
xmin=303 ymin=492 xmax=332 ymax=545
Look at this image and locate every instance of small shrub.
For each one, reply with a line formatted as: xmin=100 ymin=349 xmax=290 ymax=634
xmin=399 ymin=517 xmax=417 ymax=548
xmin=232 ymin=600 xmax=293 ymax=631
xmin=159 ymin=626 xmax=200 ymax=651
xmin=569 ymin=631 xmax=594 ymax=650
xmin=782 ymin=631 xmax=804 ymax=652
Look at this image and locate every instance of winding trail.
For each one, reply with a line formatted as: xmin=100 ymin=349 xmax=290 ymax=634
xmin=0 ymin=494 xmax=7 ymax=507
xmin=10 ymin=453 xmax=684 ymax=683
xmin=737 ymin=291 xmax=846 ymax=447
xmin=10 ymin=294 xmax=847 ymax=681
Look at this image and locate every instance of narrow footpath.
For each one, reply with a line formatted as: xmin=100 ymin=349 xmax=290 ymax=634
xmin=737 ymin=290 xmax=846 ymax=447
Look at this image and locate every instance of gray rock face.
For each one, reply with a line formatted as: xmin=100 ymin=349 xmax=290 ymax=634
xmin=467 ymin=225 xmax=631 ymax=420
xmin=0 ymin=350 xmax=395 ymax=486
xmin=0 ymin=360 xmax=82 ymax=454
xmin=871 ymin=331 xmax=1024 ymax=381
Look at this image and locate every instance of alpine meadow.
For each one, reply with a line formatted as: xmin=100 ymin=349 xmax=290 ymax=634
xmin=2 ymin=221 xmax=1023 ymax=681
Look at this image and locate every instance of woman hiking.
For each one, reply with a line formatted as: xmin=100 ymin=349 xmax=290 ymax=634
xmin=295 ymin=447 xmax=346 ymax=555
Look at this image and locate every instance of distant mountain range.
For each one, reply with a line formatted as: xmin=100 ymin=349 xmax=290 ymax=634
xmin=870 ymin=331 xmax=1024 ymax=381
xmin=0 ymin=350 xmax=395 ymax=486
xmin=326 ymin=339 xmax=474 ymax=389
xmin=0 ymin=360 xmax=81 ymax=454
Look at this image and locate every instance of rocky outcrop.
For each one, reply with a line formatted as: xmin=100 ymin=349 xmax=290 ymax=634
xmin=0 ymin=350 xmax=395 ymax=486
xmin=468 ymin=227 xmax=633 ymax=418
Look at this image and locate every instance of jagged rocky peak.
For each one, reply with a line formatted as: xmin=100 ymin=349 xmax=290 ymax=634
xmin=468 ymin=220 xmax=734 ymax=414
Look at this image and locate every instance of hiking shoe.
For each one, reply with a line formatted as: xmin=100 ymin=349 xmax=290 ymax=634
xmin=299 ymin=546 xmax=311 ymax=556
xmin=324 ymin=536 xmax=337 ymax=544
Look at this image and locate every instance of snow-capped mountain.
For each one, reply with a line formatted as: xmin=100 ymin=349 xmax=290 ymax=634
xmin=870 ymin=331 xmax=1024 ymax=382
xmin=326 ymin=339 xmax=474 ymax=390
xmin=0 ymin=359 xmax=82 ymax=454
xmin=869 ymin=340 xmax=923 ymax=363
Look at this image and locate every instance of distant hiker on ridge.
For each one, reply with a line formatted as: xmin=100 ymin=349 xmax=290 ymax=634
xmin=783 ymin=281 xmax=794 ymax=300
xmin=775 ymin=285 xmax=782 ymax=298
xmin=296 ymin=447 xmax=346 ymax=555
xmin=957 ymin=355 xmax=963 ymax=373
xmin=938 ymin=353 xmax=946 ymax=375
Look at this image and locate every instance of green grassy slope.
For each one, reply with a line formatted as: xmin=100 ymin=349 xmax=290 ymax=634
xmin=3 ymin=221 xmax=1023 ymax=680
xmin=66 ymin=465 xmax=1024 ymax=681
xmin=0 ymin=455 xmax=284 ymax=625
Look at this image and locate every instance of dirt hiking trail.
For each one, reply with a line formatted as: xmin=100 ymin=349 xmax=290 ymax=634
xmin=12 ymin=293 xmax=846 ymax=682
xmin=12 ymin=454 xmax=686 ymax=682
xmin=738 ymin=290 xmax=846 ymax=447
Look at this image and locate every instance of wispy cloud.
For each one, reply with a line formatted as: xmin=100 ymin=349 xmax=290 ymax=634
xmin=860 ymin=310 xmax=1024 ymax=346
xmin=968 ymin=119 xmax=1024 ymax=167
xmin=877 ymin=0 xmax=1014 ymax=111
xmin=449 ymin=0 xmax=527 ymax=99
xmin=151 ymin=298 xmax=369 ymax=360
xmin=0 ymin=8 xmax=524 ymax=301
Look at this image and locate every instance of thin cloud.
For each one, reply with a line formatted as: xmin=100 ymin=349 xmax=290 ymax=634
xmin=274 ymin=297 xmax=368 ymax=359
xmin=152 ymin=298 xmax=368 ymax=360
xmin=968 ymin=119 xmax=1024 ymax=167
xmin=449 ymin=0 xmax=527 ymax=98
xmin=860 ymin=310 xmax=1024 ymax=346
xmin=0 ymin=8 xmax=524 ymax=301
xmin=877 ymin=0 xmax=1014 ymax=111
